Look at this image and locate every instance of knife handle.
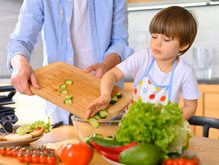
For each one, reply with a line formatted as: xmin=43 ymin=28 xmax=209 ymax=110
xmin=51 ymin=121 xmax=63 ymax=128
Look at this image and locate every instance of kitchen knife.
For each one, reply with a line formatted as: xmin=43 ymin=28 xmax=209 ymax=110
xmin=51 ymin=121 xmax=63 ymax=129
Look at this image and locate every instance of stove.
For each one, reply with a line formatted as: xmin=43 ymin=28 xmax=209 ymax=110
xmin=0 ymin=86 xmax=18 ymax=133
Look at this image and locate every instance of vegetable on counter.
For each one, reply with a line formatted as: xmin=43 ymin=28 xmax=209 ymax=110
xmin=60 ymin=142 xmax=93 ymax=165
xmin=16 ymin=117 xmax=51 ymax=135
xmin=90 ymin=140 xmax=161 ymax=165
xmin=116 ymin=100 xmax=192 ymax=161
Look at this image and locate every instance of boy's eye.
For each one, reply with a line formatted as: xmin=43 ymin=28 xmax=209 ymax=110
xmin=151 ymin=36 xmax=157 ymax=39
xmin=164 ymin=39 xmax=170 ymax=42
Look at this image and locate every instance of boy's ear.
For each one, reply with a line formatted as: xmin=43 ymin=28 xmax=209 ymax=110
xmin=179 ymin=44 xmax=189 ymax=51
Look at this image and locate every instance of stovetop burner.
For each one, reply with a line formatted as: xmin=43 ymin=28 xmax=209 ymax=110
xmin=0 ymin=86 xmax=18 ymax=133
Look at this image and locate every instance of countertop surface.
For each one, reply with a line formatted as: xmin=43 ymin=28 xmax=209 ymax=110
xmin=1 ymin=125 xmax=219 ymax=165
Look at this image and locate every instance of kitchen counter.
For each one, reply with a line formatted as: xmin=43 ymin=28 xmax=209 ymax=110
xmin=1 ymin=125 xmax=219 ymax=165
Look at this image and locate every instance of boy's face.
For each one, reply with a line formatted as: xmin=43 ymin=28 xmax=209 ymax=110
xmin=150 ymin=33 xmax=182 ymax=61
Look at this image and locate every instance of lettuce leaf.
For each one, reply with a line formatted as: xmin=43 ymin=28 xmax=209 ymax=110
xmin=17 ymin=117 xmax=51 ymax=135
xmin=116 ymin=100 xmax=191 ymax=158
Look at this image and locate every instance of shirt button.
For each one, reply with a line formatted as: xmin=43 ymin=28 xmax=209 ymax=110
xmin=66 ymin=18 xmax=69 ymax=22
xmin=69 ymin=58 xmax=72 ymax=61
xmin=67 ymin=38 xmax=70 ymax=42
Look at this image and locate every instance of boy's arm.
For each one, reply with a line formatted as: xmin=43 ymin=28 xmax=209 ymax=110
xmin=85 ymin=67 xmax=125 ymax=118
xmin=181 ymin=99 xmax=198 ymax=120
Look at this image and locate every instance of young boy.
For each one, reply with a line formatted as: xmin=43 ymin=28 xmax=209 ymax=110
xmin=86 ymin=6 xmax=201 ymax=120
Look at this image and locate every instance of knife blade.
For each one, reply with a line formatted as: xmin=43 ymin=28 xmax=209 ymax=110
xmin=51 ymin=121 xmax=63 ymax=129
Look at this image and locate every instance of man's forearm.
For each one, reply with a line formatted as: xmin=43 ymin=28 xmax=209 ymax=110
xmin=102 ymin=53 xmax=121 ymax=71
xmin=10 ymin=54 xmax=28 ymax=69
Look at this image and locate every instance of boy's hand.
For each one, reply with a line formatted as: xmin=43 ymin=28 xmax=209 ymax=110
xmin=85 ymin=95 xmax=111 ymax=119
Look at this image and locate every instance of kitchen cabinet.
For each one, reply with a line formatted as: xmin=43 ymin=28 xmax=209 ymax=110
xmin=124 ymin=83 xmax=219 ymax=139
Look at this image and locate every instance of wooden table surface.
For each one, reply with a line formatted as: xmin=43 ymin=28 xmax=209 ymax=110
xmin=1 ymin=125 xmax=219 ymax=165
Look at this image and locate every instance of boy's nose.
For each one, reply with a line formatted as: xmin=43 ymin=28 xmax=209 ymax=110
xmin=155 ymin=41 xmax=161 ymax=47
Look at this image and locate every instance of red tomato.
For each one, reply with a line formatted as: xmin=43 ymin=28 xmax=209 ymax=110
xmin=172 ymin=159 xmax=178 ymax=165
xmin=47 ymin=155 xmax=56 ymax=165
xmin=0 ymin=147 xmax=6 ymax=156
xmin=6 ymin=147 xmax=12 ymax=156
xmin=60 ymin=143 xmax=93 ymax=165
xmin=31 ymin=153 xmax=40 ymax=163
xmin=39 ymin=154 xmax=48 ymax=164
xmin=24 ymin=153 xmax=31 ymax=163
xmin=40 ymin=149 xmax=50 ymax=155
xmin=193 ymin=157 xmax=200 ymax=164
xmin=164 ymin=158 xmax=174 ymax=165
xmin=12 ymin=148 xmax=18 ymax=157
xmin=17 ymin=153 xmax=24 ymax=162
xmin=177 ymin=158 xmax=187 ymax=165
xmin=18 ymin=149 xmax=25 ymax=154
xmin=185 ymin=160 xmax=198 ymax=165
xmin=36 ymin=126 xmax=41 ymax=131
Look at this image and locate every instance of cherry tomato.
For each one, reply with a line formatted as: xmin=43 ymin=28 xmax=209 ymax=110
xmin=31 ymin=153 xmax=40 ymax=163
xmin=18 ymin=149 xmax=25 ymax=154
xmin=193 ymin=156 xmax=200 ymax=164
xmin=60 ymin=143 xmax=93 ymax=165
xmin=185 ymin=160 xmax=198 ymax=165
xmin=17 ymin=153 xmax=25 ymax=162
xmin=172 ymin=159 xmax=178 ymax=165
xmin=6 ymin=147 xmax=12 ymax=156
xmin=47 ymin=155 xmax=56 ymax=165
xmin=12 ymin=148 xmax=18 ymax=157
xmin=0 ymin=147 xmax=6 ymax=156
xmin=164 ymin=158 xmax=174 ymax=165
xmin=39 ymin=154 xmax=48 ymax=164
xmin=25 ymin=149 xmax=32 ymax=154
xmin=24 ymin=153 xmax=31 ymax=163
xmin=36 ymin=126 xmax=41 ymax=131
xmin=177 ymin=158 xmax=187 ymax=165
xmin=40 ymin=149 xmax=50 ymax=155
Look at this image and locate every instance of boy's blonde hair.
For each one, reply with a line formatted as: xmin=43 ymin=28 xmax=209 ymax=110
xmin=149 ymin=6 xmax=198 ymax=55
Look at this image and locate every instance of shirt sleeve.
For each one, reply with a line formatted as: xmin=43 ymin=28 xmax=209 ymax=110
xmin=103 ymin=0 xmax=134 ymax=62
xmin=7 ymin=0 xmax=44 ymax=74
xmin=182 ymin=67 xmax=201 ymax=100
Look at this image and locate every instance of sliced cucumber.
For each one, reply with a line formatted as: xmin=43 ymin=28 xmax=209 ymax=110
xmin=88 ymin=117 xmax=99 ymax=129
xmin=98 ymin=109 xmax=108 ymax=119
xmin=65 ymin=80 xmax=73 ymax=85
xmin=65 ymin=95 xmax=72 ymax=99
xmin=92 ymin=134 xmax=103 ymax=138
xmin=64 ymin=99 xmax=72 ymax=104
xmin=117 ymin=92 xmax=122 ymax=98
xmin=60 ymin=89 xmax=68 ymax=94
xmin=59 ymin=84 xmax=67 ymax=89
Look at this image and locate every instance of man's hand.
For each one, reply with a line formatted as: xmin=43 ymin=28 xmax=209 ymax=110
xmin=10 ymin=55 xmax=40 ymax=96
xmin=84 ymin=63 xmax=108 ymax=78
xmin=85 ymin=94 xmax=111 ymax=119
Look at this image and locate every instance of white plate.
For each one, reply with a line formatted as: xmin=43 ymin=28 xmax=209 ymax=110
xmin=102 ymin=150 xmax=201 ymax=165
xmin=102 ymin=155 xmax=126 ymax=165
xmin=0 ymin=134 xmax=43 ymax=147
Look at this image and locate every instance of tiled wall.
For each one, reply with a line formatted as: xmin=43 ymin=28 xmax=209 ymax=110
xmin=128 ymin=5 xmax=219 ymax=67
xmin=0 ymin=0 xmax=218 ymax=79
xmin=0 ymin=0 xmax=43 ymax=78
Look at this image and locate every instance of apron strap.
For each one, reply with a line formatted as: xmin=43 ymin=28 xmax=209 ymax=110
xmin=168 ymin=58 xmax=177 ymax=100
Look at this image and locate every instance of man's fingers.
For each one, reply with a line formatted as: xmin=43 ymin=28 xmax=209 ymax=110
xmin=31 ymin=74 xmax=40 ymax=89
xmin=21 ymin=80 xmax=34 ymax=96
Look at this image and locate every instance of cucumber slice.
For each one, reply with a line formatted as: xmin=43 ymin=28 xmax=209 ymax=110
xmin=65 ymin=80 xmax=73 ymax=85
xmin=64 ymin=99 xmax=72 ymax=104
xmin=117 ymin=92 xmax=122 ymax=98
xmin=88 ymin=117 xmax=99 ymax=129
xmin=60 ymin=89 xmax=68 ymax=94
xmin=65 ymin=95 xmax=72 ymax=99
xmin=59 ymin=84 xmax=67 ymax=89
xmin=92 ymin=134 xmax=103 ymax=138
xmin=98 ymin=109 xmax=108 ymax=119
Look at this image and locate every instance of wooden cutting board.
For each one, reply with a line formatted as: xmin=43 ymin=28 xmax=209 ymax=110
xmin=30 ymin=62 xmax=132 ymax=120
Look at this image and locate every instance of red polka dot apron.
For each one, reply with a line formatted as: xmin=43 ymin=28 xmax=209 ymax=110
xmin=126 ymin=58 xmax=177 ymax=112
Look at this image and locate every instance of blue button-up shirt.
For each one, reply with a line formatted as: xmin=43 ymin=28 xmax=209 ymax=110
xmin=7 ymin=0 xmax=134 ymax=124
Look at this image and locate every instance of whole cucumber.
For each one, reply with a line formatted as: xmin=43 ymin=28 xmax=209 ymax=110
xmin=119 ymin=143 xmax=161 ymax=165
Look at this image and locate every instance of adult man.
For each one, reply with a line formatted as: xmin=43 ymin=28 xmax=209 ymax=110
xmin=7 ymin=0 xmax=133 ymax=124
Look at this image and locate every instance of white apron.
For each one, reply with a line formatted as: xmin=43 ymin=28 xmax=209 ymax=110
xmin=126 ymin=58 xmax=177 ymax=112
